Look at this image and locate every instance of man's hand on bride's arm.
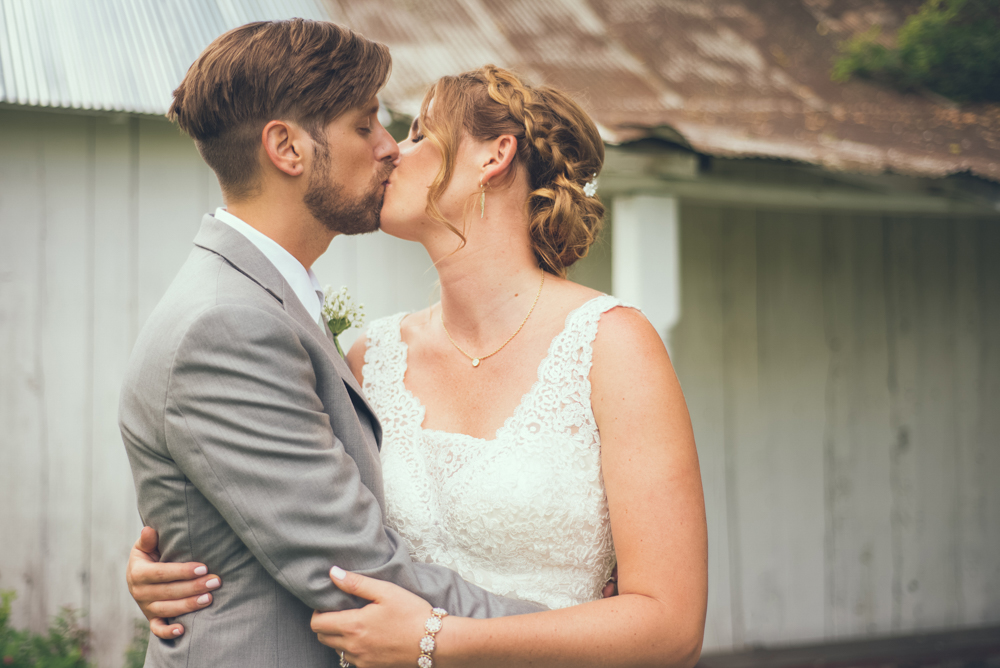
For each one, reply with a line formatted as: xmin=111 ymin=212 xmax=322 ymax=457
xmin=601 ymin=565 xmax=618 ymax=598
xmin=126 ymin=527 xmax=222 ymax=639
xmin=311 ymin=567 xmax=437 ymax=668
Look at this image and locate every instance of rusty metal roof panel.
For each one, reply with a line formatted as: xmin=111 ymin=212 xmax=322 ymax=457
xmin=585 ymin=0 xmax=1000 ymax=182
xmin=0 ymin=0 xmax=328 ymax=115
xmin=333 ymin=0 xmax=999 ymax=183
xmin=337 ymin=0 xmax=683 ymax=128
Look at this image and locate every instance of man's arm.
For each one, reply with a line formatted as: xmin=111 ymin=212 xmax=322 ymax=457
xmin=163 ymin=304 xmax=543 ymax=618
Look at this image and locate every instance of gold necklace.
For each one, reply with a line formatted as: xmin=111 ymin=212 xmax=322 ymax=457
xmin=441 ymin=272 xmax=545 ymax=368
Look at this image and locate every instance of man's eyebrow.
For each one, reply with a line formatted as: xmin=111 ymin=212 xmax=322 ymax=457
xmin=368 ymin=103 xmax=379 ymax=115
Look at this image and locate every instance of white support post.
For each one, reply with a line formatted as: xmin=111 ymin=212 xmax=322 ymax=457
xmin=611 ymin=195 xmax=681 ymax=353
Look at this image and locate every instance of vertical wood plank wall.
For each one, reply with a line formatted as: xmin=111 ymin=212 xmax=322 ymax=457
xmin=672 ymin=203 xmax=1000 ymax=652
xmin=0 ymin=110 xmax=440 ymax=667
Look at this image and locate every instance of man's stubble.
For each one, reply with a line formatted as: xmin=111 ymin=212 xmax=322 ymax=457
xmin=304 ymin=139 xmax=393 ymax=237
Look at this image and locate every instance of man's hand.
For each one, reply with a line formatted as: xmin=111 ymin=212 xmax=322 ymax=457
xmin=126 ymin=527 xmax=222 ymax=639
xmin=601 ymin=565 xmax=618 ymax=598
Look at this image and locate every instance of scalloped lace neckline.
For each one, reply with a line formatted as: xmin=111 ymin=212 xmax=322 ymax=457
xmin=394 ymin=295 xmax=610 ymax=444
xmin=365 ymin=293 xmax=626 ymax=609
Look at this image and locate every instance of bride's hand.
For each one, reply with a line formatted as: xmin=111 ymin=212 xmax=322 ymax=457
xmin=311 ymin=567 xmax=433 ymax=668
xmin=126 ymin=527 xmax=222 ymax=639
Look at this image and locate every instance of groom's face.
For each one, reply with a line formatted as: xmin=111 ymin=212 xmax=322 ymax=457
xmin=304 ymin=97 xmax=399 ymax=236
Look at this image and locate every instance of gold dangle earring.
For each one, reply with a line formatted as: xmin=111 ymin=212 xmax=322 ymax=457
xmin=479 ymin=179 xmax=486 ymax=219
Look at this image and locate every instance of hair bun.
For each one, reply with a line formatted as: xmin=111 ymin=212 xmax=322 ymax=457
xmin=420 ymin=65 xmax=605 ymax=276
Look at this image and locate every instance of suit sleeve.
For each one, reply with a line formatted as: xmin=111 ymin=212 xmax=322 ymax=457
xmin=163 ymin=304 xmax=545 ymax=618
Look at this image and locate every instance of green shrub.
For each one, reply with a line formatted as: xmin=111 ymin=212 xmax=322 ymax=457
xmin=832 ymin=0 xmax=1000 ymax=102
xmin=123 ymin=620 xmax=149 ymax=668
xmin=0 ymin=590 xmax=91 ymax=667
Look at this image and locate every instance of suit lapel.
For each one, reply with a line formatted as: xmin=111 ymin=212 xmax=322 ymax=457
xmin=285 ymin=285 xmax=380 ymax=424
xmin=193 ymin=215 xmax=382 ymax=443
xmin=319 ymin=316 xmax=367 ymax=398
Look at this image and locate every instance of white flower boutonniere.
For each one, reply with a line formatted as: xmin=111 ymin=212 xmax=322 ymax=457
xmin=322 ymin=285 xmax=365 ymax=358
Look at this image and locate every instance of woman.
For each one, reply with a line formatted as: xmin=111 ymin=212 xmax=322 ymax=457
xmin=127 ymin=65 xmax=707 ymax=667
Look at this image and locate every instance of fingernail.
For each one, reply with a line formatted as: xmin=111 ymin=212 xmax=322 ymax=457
xmin=330 ymin=566 xmax=346 ymax=580
xmin=197 ymin=594 xmax=211 ymax=605
xmin=205 ymin=578 xmax=220 ymax=589
xmin=173 ymin=628 xmax=182 ymax=637
xmin=194 ymin=566 xmax=207 ymax=576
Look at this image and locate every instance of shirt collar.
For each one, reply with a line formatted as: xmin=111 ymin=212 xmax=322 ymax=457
xmin=213 ymin=207 xmax=323 ymax=324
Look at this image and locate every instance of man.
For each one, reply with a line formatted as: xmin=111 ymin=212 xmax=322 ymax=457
xmin=119 ymin=19 xmax=541 ymax=667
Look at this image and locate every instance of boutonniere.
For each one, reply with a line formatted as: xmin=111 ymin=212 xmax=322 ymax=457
xmin=321 ymin=285 xmax=365 ymax=357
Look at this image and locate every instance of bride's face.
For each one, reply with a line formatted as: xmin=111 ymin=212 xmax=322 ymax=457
xmin=379 ymin=112 xmax=480 ymax=243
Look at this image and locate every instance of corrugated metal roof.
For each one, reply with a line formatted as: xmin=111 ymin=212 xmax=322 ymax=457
xmin=0 ymin=0 xmax=328 ymax=114
xmin=327 ymin=0 xmax=1000 ymax=184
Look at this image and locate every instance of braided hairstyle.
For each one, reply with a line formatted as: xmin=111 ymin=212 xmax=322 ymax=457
xmin=418 ymin=65 xmax=605 ymax=277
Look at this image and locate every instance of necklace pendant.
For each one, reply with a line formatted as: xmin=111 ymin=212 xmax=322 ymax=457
xmin=471 ymin=358 xmax=481 ymax=368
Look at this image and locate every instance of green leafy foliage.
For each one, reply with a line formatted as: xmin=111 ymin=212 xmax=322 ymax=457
xmin=123 ymin=620 xmax=149 ymax=668
xmin=383 ymin=109 xmax=415 ymax=143
xmin=832 ymin=0 xmax=1000 ymax=102
xmin=0 ymin=590 xmax=91 ymax=668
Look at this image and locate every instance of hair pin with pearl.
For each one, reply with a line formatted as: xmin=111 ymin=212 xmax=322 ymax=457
xmin=583 ymin=173 xmax=599 ymax=197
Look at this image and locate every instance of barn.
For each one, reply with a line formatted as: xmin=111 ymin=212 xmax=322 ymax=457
xmin=1 ymin=0 xmax=998 ymax=665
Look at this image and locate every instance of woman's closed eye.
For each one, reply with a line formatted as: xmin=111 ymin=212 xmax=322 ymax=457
xmin=408 ymin=116 xmax=424 ymax=144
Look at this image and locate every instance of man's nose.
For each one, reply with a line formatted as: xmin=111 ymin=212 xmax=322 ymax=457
xmin=375 ymin=123 xmax=400 ymax=165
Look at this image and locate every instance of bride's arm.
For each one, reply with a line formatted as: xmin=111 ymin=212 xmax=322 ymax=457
xmin=314 ymin=306 xmax=708 ymax=668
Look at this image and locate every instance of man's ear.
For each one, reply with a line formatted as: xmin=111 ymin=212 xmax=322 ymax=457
xmin=261 ymin=120 xmax=308 ymax=177
xmin=480 ymin=134 xmax=518 ymax=185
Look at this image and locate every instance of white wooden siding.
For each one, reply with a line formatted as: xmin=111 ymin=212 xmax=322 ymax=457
xmin=670 ymin=204 xmax=1000 ymax=652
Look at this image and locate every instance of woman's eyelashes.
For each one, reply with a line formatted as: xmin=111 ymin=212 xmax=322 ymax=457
xmin=408 ymin=117 xmax=424 ymax=144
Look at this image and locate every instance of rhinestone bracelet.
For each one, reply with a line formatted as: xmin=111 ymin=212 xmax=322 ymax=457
xmin=417 ymin=607 xmax=448 ymax=668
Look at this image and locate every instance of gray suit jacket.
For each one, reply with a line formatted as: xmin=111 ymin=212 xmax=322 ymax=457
xmin=120 ymin=216 xmax=542 ymax=667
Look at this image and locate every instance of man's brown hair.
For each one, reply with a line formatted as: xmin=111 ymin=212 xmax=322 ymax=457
xmin=169 ymin=19 xmax=391 ymax=198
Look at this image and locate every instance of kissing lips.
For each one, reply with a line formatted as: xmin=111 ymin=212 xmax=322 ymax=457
xmin=378 ymin=163 xmax=394 ymax=187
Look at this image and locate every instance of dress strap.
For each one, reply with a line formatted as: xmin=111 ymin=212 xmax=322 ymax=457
xmin=523 ymin=295 xmax=638 ymax=429
xmin=566 ymin=294 xmax=634 ymax=329
xmin=361 ymin=312 xmax=411 ymax=411
xmin=554 ymin=295 xmax=637 ymax=375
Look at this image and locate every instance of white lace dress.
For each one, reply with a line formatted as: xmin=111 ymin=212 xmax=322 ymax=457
xmin=362 ymin=295 xmax=626 ymax=609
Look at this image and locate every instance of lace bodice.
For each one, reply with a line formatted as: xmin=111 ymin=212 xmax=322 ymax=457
xmin=362 ymin=295 xmax=627 ymax=609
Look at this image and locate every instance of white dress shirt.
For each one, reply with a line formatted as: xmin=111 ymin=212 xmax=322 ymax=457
xmin=213 ymin=207 xmax=324 ymax=326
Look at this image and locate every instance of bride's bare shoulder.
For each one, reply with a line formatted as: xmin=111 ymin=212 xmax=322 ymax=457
xmin=591 ymin=302 xmax=672 ymax=381
xmin=398 ymin=305 xmax=437 ymax=343
xmin=595 ymin=303 xmax=660 ymax=345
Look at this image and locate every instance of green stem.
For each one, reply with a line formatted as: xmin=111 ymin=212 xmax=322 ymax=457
xmin=333 ymin=335 xmax=345 ymax=358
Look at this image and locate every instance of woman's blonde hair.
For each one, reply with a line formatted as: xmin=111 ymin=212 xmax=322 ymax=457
xmin=418 ymin=65 xmax=605 ymax=277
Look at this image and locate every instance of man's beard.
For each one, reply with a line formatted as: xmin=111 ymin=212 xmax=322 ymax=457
xmin=304 ymin=141 xmax=392 ymax=236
